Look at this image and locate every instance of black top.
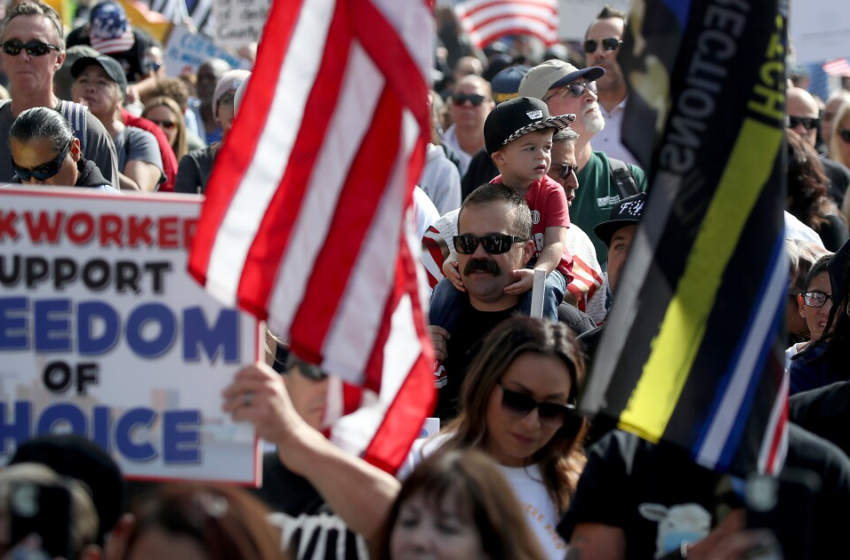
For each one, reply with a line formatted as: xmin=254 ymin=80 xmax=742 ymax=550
xmin=790 ymin=381 xmax=850 ymax=458
xmin=559 ymin=425 xmax=850 ymax=559
xmin=438 ymin=299 xmax=519 ymax=420
xmin=175 ymin=146 xmax=216 ymax=194
xmin=461 ymin=147 xmax=499 ymax=201
xmin=821 ymin=156 xmax=850 ymax=208
xmin=75 ymin=157 xmax=111 ymax=188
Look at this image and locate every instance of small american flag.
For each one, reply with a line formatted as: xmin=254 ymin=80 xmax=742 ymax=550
xmin=454 ymin=0 xmax=558 ymax=49
xmin=189 ymin=0 xmax=436 ymax=474
xmin=823 ymin=58 xmax=850 ymax=78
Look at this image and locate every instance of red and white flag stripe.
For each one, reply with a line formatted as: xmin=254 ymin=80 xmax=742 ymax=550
xmin=189 ymin=0 xmax=436 ymax=473
xmin=455 ymin=0 xmax=558 ymax=48
xmin=823 ymin=58 xmax=850 ymax=77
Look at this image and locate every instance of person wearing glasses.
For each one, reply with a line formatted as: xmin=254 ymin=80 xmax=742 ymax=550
xmin=224 ymin=318 xmax=585 ymax=559
xmin=71 ymin=54 xmax=165 ymax=192
xmin=400 ymin=317 xmax=588 ymax=558
xmin=787 ymin=87 xmax=850 ymax=208
xmin=8 ymin=106 xmax=119 ymax=192
xmin=143 ymin=96 xmax=189 ymax=162
xmin=787 ymin=254 xmax=834 ymax=370
xmin=548 ymin=128 xmax=607 ymax=325
xmin=519 ymin=60 xmax=647 ymax=264
xmin=443 ymin=75 xmax=496 ymax=175
xmin=0 ymin=1 xmax=120 ymax=189
xmin=789 ymin=238 xmax=850 ymax=395
xmin=175 ymin=69 xmax=249 ymax=194
xmin=828 ymin=96 xmax=850 ymax=184
xmin=582 ymin=6 xmax=636 ymax=166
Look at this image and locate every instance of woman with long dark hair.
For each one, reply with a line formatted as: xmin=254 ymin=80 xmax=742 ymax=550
xmin=786 ymin=130 xmax=849 ymax=251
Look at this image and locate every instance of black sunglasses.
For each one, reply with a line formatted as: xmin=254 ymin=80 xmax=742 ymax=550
xmin=839 ymin=128 xmax=850 ymax=144
xmin=787 ymin=115 xmax=819 ymax=130
xmin=452 ymin=93 xmax=487 ymax=107
xmin=1 ymin=40 xmax=60 ymax=56
xmin=12 ymin=140 xmax=71 ymax=182
xmin=150 ymin=119 xmax=176 ymax=130
xmin=551 ymin=162 xmax=578 ymax=181
xmin=543 ymin=81 xmax=597 ymax=103
xmin=453 ymin=233 xmax=525 ymax=255
xmin=801 ymin=291 xmax=832 ymax=308
xmin=583 ymin=37 xmax=622 ymax=53
xmin=499 ymin=382 xmax=580 ymax=428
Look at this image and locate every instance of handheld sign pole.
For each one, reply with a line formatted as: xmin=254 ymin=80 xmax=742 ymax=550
xmin=529 ymin=269 xmax=546 ymax=319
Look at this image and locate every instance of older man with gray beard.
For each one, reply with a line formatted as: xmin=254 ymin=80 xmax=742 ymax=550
xmin=519 ymin=60 xmax=647 ymax=262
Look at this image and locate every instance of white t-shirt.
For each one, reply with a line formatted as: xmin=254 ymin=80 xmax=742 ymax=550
xmin=399 ymin=435 xmax=568 ymax=559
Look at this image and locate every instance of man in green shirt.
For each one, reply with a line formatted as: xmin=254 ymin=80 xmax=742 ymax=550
xmin=519 ymin=60 xmax=647 ymax=262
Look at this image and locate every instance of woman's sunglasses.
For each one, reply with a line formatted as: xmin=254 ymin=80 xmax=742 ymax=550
xmin=543 ymin=81 xmax=597 ymax=103
xmin=839 ymin=128 xmax=850 ymax=144
xmin=583 ymin=37 xmax=622 ymax=53
xmin=150 ymin=119 xmax=177 ymax=130
xmin=2 ymin=40 xmax=60 ymax=56
xmin=499 ymin=382 xmax=581 ymax=429
xmin=12 ymin=140 xmax=71 ymax=182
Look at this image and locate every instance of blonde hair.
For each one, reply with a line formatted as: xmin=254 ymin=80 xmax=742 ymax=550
xmin=828 ymin=96 xmax=850 ymax=169
xmin=143 ymin=96 xmax=188 ymax=161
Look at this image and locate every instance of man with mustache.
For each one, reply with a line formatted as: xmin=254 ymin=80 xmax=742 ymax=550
xmin=583 ymin=6 xmax=636 ymax=166
xmin=429 ymin=183 xmax=534 ymax=420
xmin=519 ymin=59 xmax=647 ymax=263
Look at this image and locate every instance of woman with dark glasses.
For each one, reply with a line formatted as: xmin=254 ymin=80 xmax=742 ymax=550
xmin=400 ymin=317 xmax=587 ymax=558
xmin=827 ymin=96 xmax=850 ymax=188
xmin=8 ymin=107 xmax=118 ymax=192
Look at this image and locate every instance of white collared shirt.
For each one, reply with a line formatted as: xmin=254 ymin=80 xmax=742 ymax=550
xmin=594 ymin=96 xmax=638 ymax=165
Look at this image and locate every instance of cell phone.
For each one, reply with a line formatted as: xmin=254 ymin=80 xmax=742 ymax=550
xmin=745 ymin=468 xmax=820 ymax=560
xmin=9 ymin=482 xmax=72 ymax=559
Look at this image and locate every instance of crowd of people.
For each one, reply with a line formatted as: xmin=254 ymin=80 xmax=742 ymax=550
xmin=3 ymin=0 xmax=850 ymax=558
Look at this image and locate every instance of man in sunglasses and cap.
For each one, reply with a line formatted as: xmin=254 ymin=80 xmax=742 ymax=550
xmin=0 ymin=1 xmax=120 ymax=188
xmin=520 ymin=58 xmax=647 ymax=263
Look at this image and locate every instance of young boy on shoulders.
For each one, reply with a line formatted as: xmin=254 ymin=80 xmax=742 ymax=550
xmin=437 ymin=96 xmax=575 ymax=321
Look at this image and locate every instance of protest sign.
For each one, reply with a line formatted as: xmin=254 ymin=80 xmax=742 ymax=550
xmin=164 ymin=24 xmax=251 ymax=77
xmin=213 ymin=0 xmax=269 ymax=49
xmin=0 ymin=189 xmax=259 ymax=484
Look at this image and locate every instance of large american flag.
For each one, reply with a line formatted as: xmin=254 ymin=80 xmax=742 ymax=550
xmin=188 ymin=0 xmax=436 ymax=474
xmin=454 ymin=0 xmax=558 ymax=49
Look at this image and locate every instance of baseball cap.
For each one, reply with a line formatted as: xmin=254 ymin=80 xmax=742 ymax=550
xmin=71 ymin=55 xmax=128 ymax=97
xmin=594 ymin=192 xmax=647 ymax=247
xmin=89 ymin=1 xmax=135 ymax=55
xmin=518 ymin=60 xmax=606 ymax=100
xmin=484 ymin=96 xmax=574 ymax=155
xmin=490 ymin=65 xmax=529 ymax=105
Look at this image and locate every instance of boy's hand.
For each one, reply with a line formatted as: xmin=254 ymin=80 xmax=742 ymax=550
xmin=504 ymin=268 xmax=534 ymax=295
xmin=442 ymin=258 xmax=465 ymax=291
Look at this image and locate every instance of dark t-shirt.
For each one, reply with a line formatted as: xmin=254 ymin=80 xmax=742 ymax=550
xmin=559 ymin=425 xmax=850 ymax=559
xmin=175 ymin=146 xmax=216 ymax=194
xmin=461 ymin=147 xmax=498 ymax=201
xmin=821 ymin=156 xmax=850 ymax=208
xmin=437 ymin=300 xmax=518 ymax=420
xmin=790 ymin=380 xmax=850 ymax=458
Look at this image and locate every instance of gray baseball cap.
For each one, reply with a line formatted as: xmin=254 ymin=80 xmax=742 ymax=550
xmin=518 ymin=60 xmax=605 ymax=100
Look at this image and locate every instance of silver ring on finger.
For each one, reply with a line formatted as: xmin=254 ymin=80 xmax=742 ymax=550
xmin=243 ymin=391 xmax=253 ymax=407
